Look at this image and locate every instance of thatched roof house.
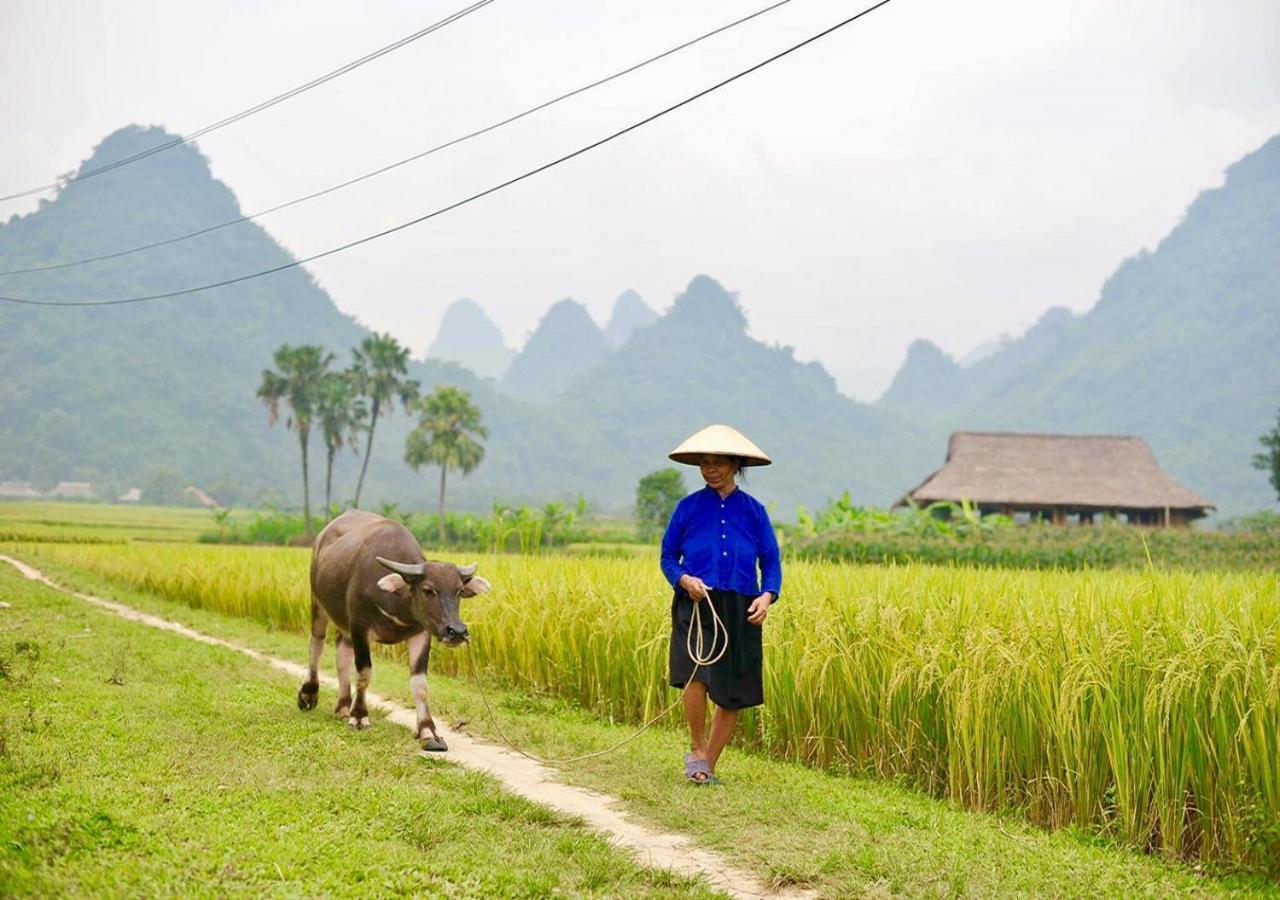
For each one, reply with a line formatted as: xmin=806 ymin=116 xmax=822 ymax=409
xmin=900 ymin=432 xmax=1214 ymax=525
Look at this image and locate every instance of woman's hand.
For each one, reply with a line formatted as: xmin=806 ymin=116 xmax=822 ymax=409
xmin=747 ymin=592 xmax=774 ymax=625
xmin=679 ymin=574 xmax=710 ymax=602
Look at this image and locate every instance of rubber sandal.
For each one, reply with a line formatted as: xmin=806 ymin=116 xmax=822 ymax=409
xmin=684 ymin=752 xmax=714 ymax=784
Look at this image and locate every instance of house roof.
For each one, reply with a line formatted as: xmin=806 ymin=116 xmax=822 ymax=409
xmin=904 ymin=431 xmax=1214 ymax=511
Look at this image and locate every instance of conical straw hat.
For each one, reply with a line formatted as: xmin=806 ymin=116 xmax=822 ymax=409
xmin=668 ymin=424 xmax=772 ymax=467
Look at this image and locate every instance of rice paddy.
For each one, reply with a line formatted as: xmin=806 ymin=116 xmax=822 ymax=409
xmin=11 ymin=536 xmax=1278 ymax=876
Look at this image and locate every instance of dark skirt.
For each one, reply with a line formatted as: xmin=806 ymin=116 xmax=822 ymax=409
xmin=669 ymin=589 xmax=763 ymax=711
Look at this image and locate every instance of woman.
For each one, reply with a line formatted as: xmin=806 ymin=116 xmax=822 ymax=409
xmin=660 ymin=423 xmax=781 ymax=784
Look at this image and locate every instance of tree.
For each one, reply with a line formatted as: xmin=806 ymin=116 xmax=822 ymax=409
xmin=635 ymin=468 xmax=686 ymax=541
xmin=349 ymin=332 xmax=419 ymax=508
xmin=315 ymin=370 xmax=367 ymax=512
xmin=258 ymin=344 xmax=333 ymax=536
xmin=1253 ymin=408 xmax=1280 ymax=503
xmin=405 ymin=386 xmax=487 ymax=545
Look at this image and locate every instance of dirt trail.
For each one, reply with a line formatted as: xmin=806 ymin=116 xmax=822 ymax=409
xmin=0 ymin=555 xmax=816 ymax=900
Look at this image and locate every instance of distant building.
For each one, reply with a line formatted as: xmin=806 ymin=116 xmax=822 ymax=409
xmin=0 ymin=481 xmax=42 ymax=499
xmin=899 ymin=432 xmax=1214 ymax=526
xmin=185 ymin=485 xmax=220 ymax=508
xmin=117 ymin=488 xmax=142 ymax=503
xmin=50 ymin=481 xmax=94 ymax=499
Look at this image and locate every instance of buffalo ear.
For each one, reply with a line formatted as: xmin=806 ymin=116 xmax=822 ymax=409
xmin=461 ymin=575 xmax=492 ymax=598
xmin=377 ymin=573 xmax=412 ymax=597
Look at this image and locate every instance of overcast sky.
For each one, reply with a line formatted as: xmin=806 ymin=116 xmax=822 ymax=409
xmin=3 ymin=0 xmax=1278 ymax=399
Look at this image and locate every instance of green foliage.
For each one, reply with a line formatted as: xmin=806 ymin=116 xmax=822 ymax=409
xmin=1252 ymin=407 xmax=1280 ymax=502
xmin=349 ymin=332 xmax=419 ymax=507
xmin=257 ymin=344 xmax=333 ymax=534
xmin=314 ymin=369 xmax=366 ymax=510
xmin=139 ymin=467 xmax=194 ymax=507
xmin=405 ymin=386 xmax=487 ymax=543
xmin=633 ymin=468 xmax=686 ymax=541
xmin=791 ymin=521 xmax=1279 ymax=571
xmin=793 ymin=492 xmax=1013 ymax=539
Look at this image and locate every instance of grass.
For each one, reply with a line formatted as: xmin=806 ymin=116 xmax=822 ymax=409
xmin=0 ymin=501 xmax=242 ymax=544
xmin=9 ymin=541 xmax=1278 ymax=875
xmin=0 ymin=566 xmax=716 ymax=898
xmin=787 ymin=522 xmax=1280 ymax=571
xmin=5 ymin=551 xmax=1278 ymax=897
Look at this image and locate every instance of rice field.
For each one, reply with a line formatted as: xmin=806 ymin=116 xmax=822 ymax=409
xmin=0 ymin=501 xmax=241 ymax=544
xmin=11 ymin=539 xmax=1278 ymax=876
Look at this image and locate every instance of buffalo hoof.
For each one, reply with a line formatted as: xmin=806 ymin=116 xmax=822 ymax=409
xmin=334 ymin=702 xmax=351 ymax=719
xmin=347 ymin=715 xmax=371 ymax=730
xmin=297 ymin=689 xmax=319 ymax=711
xmin=421 ymin=736 xmax=448 ymax=753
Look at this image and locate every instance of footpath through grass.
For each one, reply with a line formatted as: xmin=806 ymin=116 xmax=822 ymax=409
xmin=7 ymin=552 xmax=1276 ymax=898
xmin=0 ymin=567 xmax=715 ymax=898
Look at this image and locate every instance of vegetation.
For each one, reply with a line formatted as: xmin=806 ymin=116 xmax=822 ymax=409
xmin=349 ymin=332 xmax=419 ymax=507
xmin=14 ymin=541 xmax=1279 ymax=877
xmin=7 ymin=563 xmax=1272 ymax=898
xmin=634 ymin=468 xmax=686 ymax=541
xmin=1253 ymin=407 xmax=1280 ymax=502
xmin=784 ymin=494 xmax=1279 ymax=570
xmin=315 ymin=368 xmax=366 ymax=511
xmin=257 ymin=344 xmax=333 ymax=535
xmin=0 ymin=569 xmax=712 ymax=898
xmin=0 ymin=502 xmax=245 ymax=544
xmin=405 ymin=386 xmax=487 ymax=544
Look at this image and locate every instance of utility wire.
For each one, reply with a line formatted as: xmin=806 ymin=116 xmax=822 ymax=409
xmin=0 ymin=0 xmax=495 ymax=204
xmin=0 ymin=0 xmax=790 ymax=278
xmin=1 ymin=0 xmax=895 ymax=308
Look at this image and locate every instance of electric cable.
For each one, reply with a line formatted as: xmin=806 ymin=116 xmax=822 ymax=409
xmin=0 ymin=0 xmax=895 ymax=308
xmin=0 ymin=0 xmax=495 ymax=204
xmin=0 ymin=0 xmax=790 ymax=278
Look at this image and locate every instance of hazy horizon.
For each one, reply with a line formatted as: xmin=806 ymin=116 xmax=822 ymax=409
xmin=4 ymin=0 xmax=1279 ymax=399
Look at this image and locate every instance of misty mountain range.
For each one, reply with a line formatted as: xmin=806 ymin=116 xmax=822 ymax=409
xmin=1 ymin=125 xmax=1276 ymax=517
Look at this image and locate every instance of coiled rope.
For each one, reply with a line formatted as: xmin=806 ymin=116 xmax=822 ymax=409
xmin=464 ymin=592 xmax=729 ymax=765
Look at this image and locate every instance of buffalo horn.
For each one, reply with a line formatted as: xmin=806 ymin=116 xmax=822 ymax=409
xmin=375 ymin=556 xmax=426 ymax=579
xmin=457 ymin=563 xmax=479 ymax=580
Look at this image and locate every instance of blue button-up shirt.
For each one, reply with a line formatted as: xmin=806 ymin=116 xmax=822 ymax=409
xmin=660 ymin=486 xmax=782 ymax=600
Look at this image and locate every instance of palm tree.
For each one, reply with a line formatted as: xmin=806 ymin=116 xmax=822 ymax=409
xmin=349 ymin=332 xmax=419 ymax=507
xmin=405 ymin=386 xmax=487 ymax=545
xmin=257 ymin=344 xmax=333 ymax=536
xmin=316 ymin=370 xmax=367 ymax=512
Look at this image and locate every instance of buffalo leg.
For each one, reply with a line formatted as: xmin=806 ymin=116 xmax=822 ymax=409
xmin=406 ymin=631 xmax=445 ymax=751
xmin=334 ymin=634 xmax=354 ymax=718
xmin=297 ymin=596 xmax=328 ymax=711
xmin=348 ymin=627 xmax=372 ymax=730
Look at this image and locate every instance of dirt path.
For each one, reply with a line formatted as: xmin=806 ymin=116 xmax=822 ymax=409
xmin=0 ymin=555 xmax=815 ymax=900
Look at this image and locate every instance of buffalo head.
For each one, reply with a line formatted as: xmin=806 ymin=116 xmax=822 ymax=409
xmin=373 ymin=557 xmax=490 ymax=645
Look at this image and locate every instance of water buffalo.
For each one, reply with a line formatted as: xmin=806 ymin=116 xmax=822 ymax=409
xmin=297 ymin=509 xmax=490 ymax=751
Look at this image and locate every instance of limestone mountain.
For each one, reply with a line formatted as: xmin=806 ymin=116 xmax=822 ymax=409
xmin=552 ymin=275 xmax=924 ymax=511
xmin=0 ymin=126 xmax=602 ymax=510
xmin=426 ymin=297 xmax=513 ymax=380
xmin=499 ymin=298 xmax=610 ymax=403
xmin=603 ymin=289 xmax=658 ymax=348
xmin=877 ymin=133 xmax=1280 ymax=514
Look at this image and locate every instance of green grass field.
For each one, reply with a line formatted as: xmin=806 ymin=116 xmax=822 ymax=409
xmin=0 ymin=568 xmax=713 ymax=898
xmin=2 ymin=502 xmax=1278 ymax=893
xmin=0 ymin=501 xmax=240 ymax=544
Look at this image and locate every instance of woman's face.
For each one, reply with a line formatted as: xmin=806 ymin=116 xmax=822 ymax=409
xmin=699 ymin=454 xmax=738 ymax=491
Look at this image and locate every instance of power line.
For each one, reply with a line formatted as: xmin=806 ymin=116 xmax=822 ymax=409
xmin=0 ymin=0 xmax=790 ymax=278
xmin=1 ymin=0 xmax=895 ymax=308
xmin=0 ymin=0 xmax=495 ymax=204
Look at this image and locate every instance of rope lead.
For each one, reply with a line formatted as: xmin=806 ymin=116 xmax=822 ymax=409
xmin=463 ymin=592 xmax=728 ymax=765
